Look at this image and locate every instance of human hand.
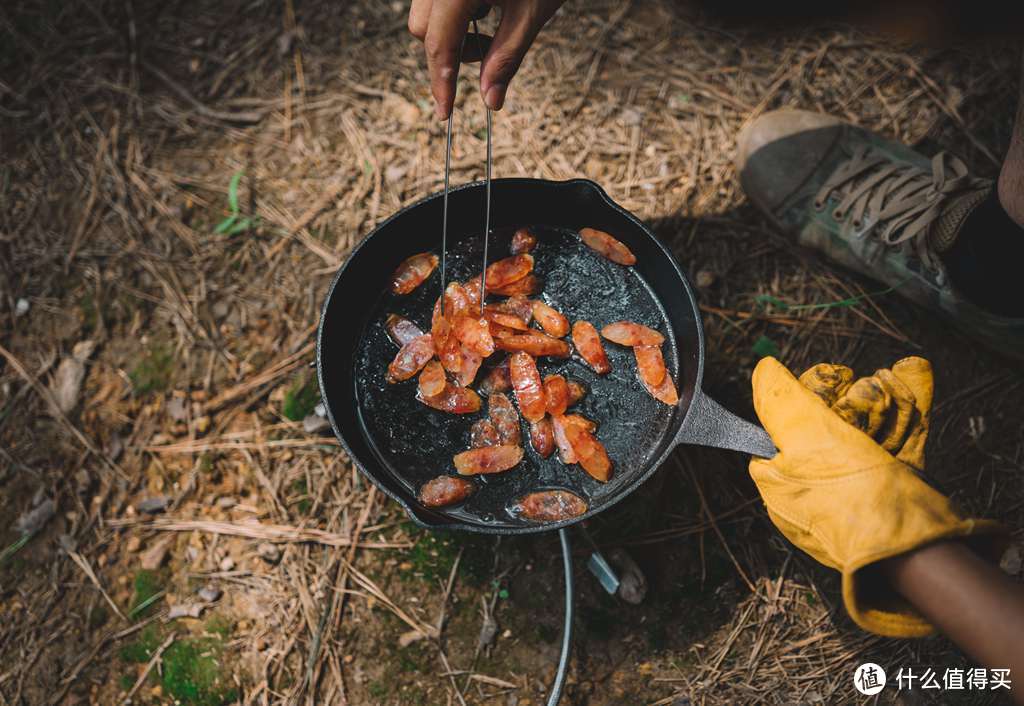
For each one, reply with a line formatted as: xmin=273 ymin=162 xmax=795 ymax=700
xmin=408 ymin=0 xmax=565 ymax=119
xmin=749 ymin=356 xmax=1004 ymax=637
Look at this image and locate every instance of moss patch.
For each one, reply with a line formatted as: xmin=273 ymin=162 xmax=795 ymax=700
xmin=128 ymin=569 xmax=165 ymax=618
xmin=290 ymin=478 xmax=312 ymax=515
xmin=204 ymin=614 xmax=233 ymax=638
xmin=399 ymin=524 xmax=494 ymax=587
xmin=119 ymin=626 xmax=237 ymax=706
xmin=282 ymin=374 xmax=319 ymax=421
xmin=120 ymin=624 xmax=164 ymax=663
xmin=162 ymin=636 xmax=237 ymax=706
xmin=130 ymin=344 xmax=174 ymax=395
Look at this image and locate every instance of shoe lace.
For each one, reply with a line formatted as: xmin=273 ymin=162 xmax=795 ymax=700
xmin=814 ymin=146 xmax=984 ymax=270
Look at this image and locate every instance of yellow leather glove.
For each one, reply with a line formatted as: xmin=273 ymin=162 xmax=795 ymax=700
xmin=749 ymin=356 xmax=1005 ymax=638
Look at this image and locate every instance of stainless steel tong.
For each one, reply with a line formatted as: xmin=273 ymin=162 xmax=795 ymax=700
xmin=439 ymin=19 xmax=492 ymax=318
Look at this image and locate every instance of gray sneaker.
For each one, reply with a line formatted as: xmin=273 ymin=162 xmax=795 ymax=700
xmin=735 ymin=109 xmax=1024 ymax=360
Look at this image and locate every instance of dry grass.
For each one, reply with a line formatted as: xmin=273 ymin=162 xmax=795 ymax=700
xmin=1 ymin=0 xmax=1022 ymax=704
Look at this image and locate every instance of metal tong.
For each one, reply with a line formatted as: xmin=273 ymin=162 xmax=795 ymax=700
xmin=439 ymin=19 xmax=492 ymax=318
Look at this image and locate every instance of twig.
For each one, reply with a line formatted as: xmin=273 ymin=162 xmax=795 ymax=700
xmin=106 ymin=517 xmax=407 ymax=550
xmin=204 ymin=339 xmax=315 ymax=412
xmin=122 ymin=634 xmax=175 ymax=704
xmin=683 ymin=461 xmax=758 ymax=595
xmin=64 ymin=548 xmax=128 ymax=623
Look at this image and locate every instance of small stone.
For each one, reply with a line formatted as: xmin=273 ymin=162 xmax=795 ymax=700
xmin=50 ymin=341 xmax=96 ymax=414
xmin=256 ymin=542 xmax=281 ymax=563
xmin=219 ymin=556 xmax=235 ymax=571
xmin=15 ymin=298 xmax=29 ymax=316
xmin=343 ymin=654 xmax=354 ymax=663
xmin=126 ymin=536 xmax=142 ymax=552
xmin=256 ymin=637 xmax=269 ymax=652
xmin=198 ymin=584 xmax=222 ymax=602
xmin=501 ymin=629 xmax=512 ymax=638
xmin=302 ymin=414 xmax=330 ymax=434
xmin=216 ymin=496 xmax=237 ymax=509
xmin=136 ymin=496 xmax=169 ymax=514
xmin=14 ymin=498 xmax=55 ymax=536
xmin=166 ymin=397 xmax=188 ymax=422
xmin=105 ymin=435 xmax=124 ymax=462
xmin=609 ymin=547 xmax=648 ymax=605
xmin=695 ymin=269 xmax=716 ymax=289
xmin=194 ymin=416 xmax=211 ymax=434
xmin=1001 ymin=544 xmax=1022 ymax=576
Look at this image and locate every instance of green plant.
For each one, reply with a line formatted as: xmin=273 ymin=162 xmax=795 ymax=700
xmin=282 ymin=374 xmax=319 ymax=421
xmin=0 ymin=534 xmax=30 ymax=567
xmin=213 ymin=170 xmax=259 ymax=236
xmin=291 ymin=479 xmax=312 ymax=515
xmin=753 ymin=281 xmax=901 ymax=315
xmin=162 ymin=637 xmax=238 ymax=706
xmin=128 ymin=569 xmax=165 ymax=619
xmin=751 ymin=335 xmax=780 ymax=359
xmin=130 ymin=344 xmax=174 ymax=395
xmin=120 ymin=624 xmax=164 ymax=663
xmin=120 ymin=626 xmax=236 ymax=706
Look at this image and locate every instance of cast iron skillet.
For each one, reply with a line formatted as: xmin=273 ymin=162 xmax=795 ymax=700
xmin=317 ymin=178 xmax=775 ymax=535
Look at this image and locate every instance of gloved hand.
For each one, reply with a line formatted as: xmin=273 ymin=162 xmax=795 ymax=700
xmin=798 ymin=357 xmax=932 ymax=471
xmin=749 ymin=356 xmax=1005 ymax=637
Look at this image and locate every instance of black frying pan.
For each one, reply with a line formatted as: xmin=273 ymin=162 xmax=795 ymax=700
xmin=317 ymin=178 xmax=775 ymax=535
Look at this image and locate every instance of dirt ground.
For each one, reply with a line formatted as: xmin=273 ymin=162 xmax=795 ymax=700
xmin=1 ymin=1 xmax=1022 ymax=704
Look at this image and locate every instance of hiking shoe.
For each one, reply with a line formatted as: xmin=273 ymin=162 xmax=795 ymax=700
xmin=735 ymin=109 xmax=1024 ymax=360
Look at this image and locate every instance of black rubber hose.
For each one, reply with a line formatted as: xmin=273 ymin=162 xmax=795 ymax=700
xmin=546 ymin=528 xmax=574 ymax=706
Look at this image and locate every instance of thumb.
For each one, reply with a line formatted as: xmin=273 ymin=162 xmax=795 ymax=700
xmin=751 ymin=357 xmax=824 ymax=450
xmin=479 ymin=2 xmax=555 ymax=110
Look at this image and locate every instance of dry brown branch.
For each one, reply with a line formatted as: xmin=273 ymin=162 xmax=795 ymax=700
xmin=106 ymin=517 xmax=407 ymax=550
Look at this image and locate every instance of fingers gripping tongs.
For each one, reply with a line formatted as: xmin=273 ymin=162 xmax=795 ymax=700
xmin=439 ymin=16 xmax=493 ymax=318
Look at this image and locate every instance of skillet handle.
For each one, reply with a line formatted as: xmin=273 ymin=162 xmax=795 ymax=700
xmin=676 ymin=389 xmax=776 ymax=459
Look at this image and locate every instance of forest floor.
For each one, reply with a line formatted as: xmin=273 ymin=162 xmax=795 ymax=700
xmin=1 ymin=1 xmax=1022 ymax=704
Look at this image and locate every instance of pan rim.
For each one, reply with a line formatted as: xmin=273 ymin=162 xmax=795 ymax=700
xmin=317 ymin=177 xmax=708 ymax=535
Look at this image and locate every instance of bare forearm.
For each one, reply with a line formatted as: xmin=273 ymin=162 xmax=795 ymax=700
xmin=883 ymin=540 xmax=1024 ymax=700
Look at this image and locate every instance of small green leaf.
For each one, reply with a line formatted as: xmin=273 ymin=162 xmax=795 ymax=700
xmin=227 ymin=170 xmax=244 ymax=214
xmin=0 ymin=534 xmax=30 ymax=566
xmin=498 ymin=588 xmax=509 ymax=600
xmin=213 ymin=215 xmax=237 ymax=234
xmin=752 ymin=335 xmax=780 ymax=359
xmin=224 ymin=217 xmax=255 ymax=235
xmin=754 ymin=294 xmax=789 ymax=311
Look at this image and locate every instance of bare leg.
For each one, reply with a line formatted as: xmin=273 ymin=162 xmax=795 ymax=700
xmin=997 ymin=49 xmax=1024 ymax=227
